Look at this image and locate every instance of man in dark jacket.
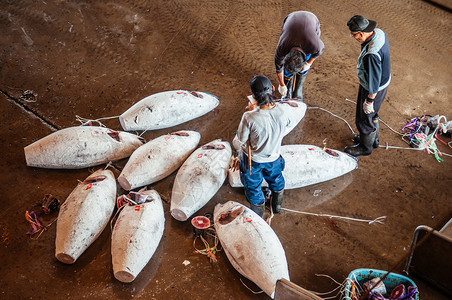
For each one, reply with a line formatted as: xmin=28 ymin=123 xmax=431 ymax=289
xmin=346 ymin=15 xmax=391 ymax=157
xmin=274 ymin=11 xmax=324 ymax=101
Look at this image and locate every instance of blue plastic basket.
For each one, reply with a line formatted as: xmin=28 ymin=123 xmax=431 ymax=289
xmin=343 ymin=268 xmax=419 ymax=300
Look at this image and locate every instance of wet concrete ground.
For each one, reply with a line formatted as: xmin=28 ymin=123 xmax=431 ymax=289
xmin=1 ymin=0 xmax=451 ymax=299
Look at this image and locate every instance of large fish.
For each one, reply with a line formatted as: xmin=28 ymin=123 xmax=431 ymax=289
xmin=214 ymin=201 xmax=290 ymax=298
xmin=119 ymin=90 xmax=219 ymax=131
xmin=55 ymin=169 xmax=116 ymax=264
xmin=228 ymin=145 xmax=358 ymax=189
xmin=170 ymin=139 xmax=231 ymax=221
xmin=111 ymin=189 xmax=165 ymax=283
xmin=24 ymin=126 xmax=143 ymax=169
xmin=118 ymin=130 xmax=201 ymax=190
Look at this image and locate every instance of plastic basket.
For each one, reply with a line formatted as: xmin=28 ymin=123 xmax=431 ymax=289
xmin=343 ymin=268 xmax=419 ymax=300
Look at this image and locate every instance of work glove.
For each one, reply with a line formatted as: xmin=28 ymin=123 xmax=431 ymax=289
xmin=363 ymin=99 xmax=375 ymax=114
xmin=278 ymin=85 xmax=287 ymax=97
xmin=229 ymin=157 xmax=240 ymax=171
xmin=301 ymin=62 xmax=311 ymax=74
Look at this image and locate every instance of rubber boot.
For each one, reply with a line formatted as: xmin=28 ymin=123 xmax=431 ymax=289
xmin=250 ymin=203 xmax=265 ymax=218
xmin=271 ymin=190 xmax=284 ymax=213
xmin=345 ymin=129 xmax=377 ymax=157
xmin=353 ymin=118 xmax=379 ymax=148
xmin=262 ymin=187 xmax=272 ymax=204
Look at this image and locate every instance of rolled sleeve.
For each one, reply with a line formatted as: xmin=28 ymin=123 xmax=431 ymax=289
xmin=233 ymin=115 xmax=250 ymax=151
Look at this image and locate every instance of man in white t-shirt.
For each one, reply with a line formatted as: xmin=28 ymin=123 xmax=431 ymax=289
xmin=232 ymin=75 xmax=305 ymax=217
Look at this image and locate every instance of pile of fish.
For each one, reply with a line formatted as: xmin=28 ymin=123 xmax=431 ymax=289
xmin=24 ymin=90 xmax=358 ymax=295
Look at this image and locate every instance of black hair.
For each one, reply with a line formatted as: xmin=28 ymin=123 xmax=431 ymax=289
xmin=283 ymin=49 xmax=305 ymax=74
xmin=249 ymin=75 xmax=276 ymax=107
xmin=254 ymin=91 xmax=276 ymax=107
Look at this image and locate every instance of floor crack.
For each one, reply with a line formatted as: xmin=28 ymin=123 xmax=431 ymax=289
xmin=1 ymin=89 xmax=60 ymax=131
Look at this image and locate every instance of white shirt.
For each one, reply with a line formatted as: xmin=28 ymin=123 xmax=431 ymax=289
xmin=233 ymin=101 xmax=306 ymax=163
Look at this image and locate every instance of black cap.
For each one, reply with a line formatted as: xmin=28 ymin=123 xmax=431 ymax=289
xmin=347 ymin=15 xmax=376 ymax=32
xmin=250 ymin=75 xmax=272 ymax=96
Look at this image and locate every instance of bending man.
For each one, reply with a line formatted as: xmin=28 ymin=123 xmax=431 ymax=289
xmin=275 ymin=11 xmax=324 ymax=100
xmin=232 ymin=75 xmax=305 ymax=217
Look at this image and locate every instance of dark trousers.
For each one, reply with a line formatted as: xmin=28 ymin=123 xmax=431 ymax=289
xmin=284 ymin=71 xmax=308 ymax=100
xmin=239 ymin=153 xmax=285 ymax=205
xmin=356 ymin=85 xmax=388 ymax=135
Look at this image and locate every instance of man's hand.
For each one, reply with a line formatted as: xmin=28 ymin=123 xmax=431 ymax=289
xmin=301 ymin=62 xmax=311 ymax=74
xmin=278 ymin=85 xmax=287 ymax=97
xmin=230 ymin=157 xmax=240 ymax=171
xmin=245 ymin=103 xmax=257 ymax=111
xmin=363 ymin=99 xmax=375 ymax=114
xmin=279 ymin=101 xmax=298 ymax=107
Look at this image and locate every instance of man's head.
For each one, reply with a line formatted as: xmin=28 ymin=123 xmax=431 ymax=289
xmin=283 ymin=49 xmax=305 ymax=74
xmin=347 ymin=15 xmax=376 ymax=43
xmin=249 ymin=75 xmax=275 ymax=106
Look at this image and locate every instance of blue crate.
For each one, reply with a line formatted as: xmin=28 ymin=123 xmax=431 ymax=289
xmin=343 ymin=268 xmax=419 ymax=299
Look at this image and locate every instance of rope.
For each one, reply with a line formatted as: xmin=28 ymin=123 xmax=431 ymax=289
xmin=25 ymin=211 xmax=46 ymax=236
xmin=280 ymin=208 xmax=386 ymax=225
xmin=75 ymin=115 xmax=120 ymax=127
xmin=345 ymin=98 xmax=405 ymax=136
xmin=193 ymin=227 xmax=221 ymax=263
xmin=343 ymin=99 xmax=451 ymax=160
xmin=25 ymin=211 xmax=58 ymax=240
xmin=379 ymin=118 xmax=404 ymax=136
xmin=299 ymin=274 xmax=357 ymax=300
xmin=308 ymin=106 xmax=355 ymax=134
xmin=238 ymin=278 xmax=265 ymax=294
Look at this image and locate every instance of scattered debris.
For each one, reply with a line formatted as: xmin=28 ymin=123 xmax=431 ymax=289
xmin=192 ymin=214 xmax=220 ymax=263
xmin=41 ymin=194 xmax=60 ymax=214
xmin=20 ymin=90 xmax=37 ymax=102
xmin=25 ymin=211 xmax=47 ymax=236
xmin=343 ymin=269 xmax=419 ymax=300
xmin=402 ymin=114 xmax=451 ymax=162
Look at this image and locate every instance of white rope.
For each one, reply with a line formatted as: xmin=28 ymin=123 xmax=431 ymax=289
xmin=280 ymin=207 xmax=386 ymax=224
xmin=138 ymin=125 xmax=155 ymax=137
xmin=308 ymin=106 xmax=355 ymax=134
xmin=239 ymin=278 xmax=264 ymax=294
xmin=380 ymin=142 xmax=452 ymax=158
xmin=309 ymin=276 xmax=344 ymax=296
xmin=315 ymin=274 xmax=343 ymax=286
xmin=306 ymin=274 xmax=357 ymax=300
xmin=379 ymin=118 xmax=404 ymax=136
xmin=345 ymin=98 xmax=405 ymax=136
xmin=343 ymin=99 xmax=452 ymax=158
xmin=75 ymin=115 xmax=120 ymax=127
xmin=379 ymin=144 xmax=423 ymax=151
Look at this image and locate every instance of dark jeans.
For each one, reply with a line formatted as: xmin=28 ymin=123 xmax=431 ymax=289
xmin=284 ymin=71 xmax=308 ymax=100
xmin=356 ymin=85 xmax=388 ymax=135
xmin=239 ymin=153 xmax=285 ymax=205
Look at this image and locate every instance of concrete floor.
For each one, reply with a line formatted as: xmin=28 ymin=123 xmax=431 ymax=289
xmin=0 ymin=0 xmax=451 ymax=299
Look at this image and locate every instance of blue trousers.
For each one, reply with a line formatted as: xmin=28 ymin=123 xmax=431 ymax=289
xmin=239 ymin=153 xmax=285 ymax=205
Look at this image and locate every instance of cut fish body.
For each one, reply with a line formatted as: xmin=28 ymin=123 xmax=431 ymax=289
xmin=214 ymin=201 xmax=289 ymax=298
xmin=118 ymin=130 xmax=201 ymax=190
xmin=170 ymin=139 xmax=231 ymax=221
xmin=24 ymin=126 xmax=143 ymax=169
xmin=55 ymin=169 xmax=117 ymax=264
xmin=111 ymin=190 xmax=165 ymax=283
xmin=228 ymin=145 xmax=358 ymax=189
xmin=119 ymin=90 xmax=219 ymax=131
